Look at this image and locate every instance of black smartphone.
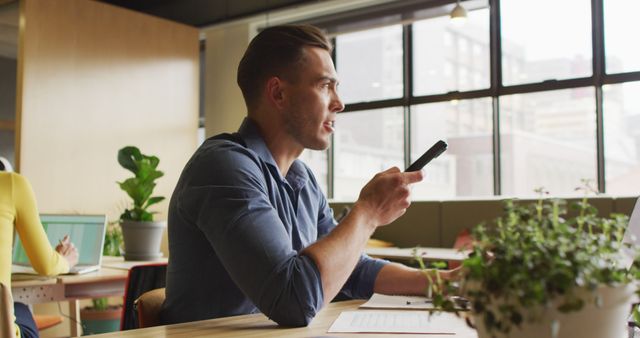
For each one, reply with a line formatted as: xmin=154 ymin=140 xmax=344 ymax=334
xmin=405 ymin=140 xmax=448 ymax=172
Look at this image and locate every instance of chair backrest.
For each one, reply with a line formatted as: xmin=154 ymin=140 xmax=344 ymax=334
xmin=135 ymin=288 xmax=165 ymax=328
xmin=1 ymin=282 xmax=16 ymax=338
xmin=120 ymin=263 xmax=167 ymax=331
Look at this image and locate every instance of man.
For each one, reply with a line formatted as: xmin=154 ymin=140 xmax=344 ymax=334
xmin=160 ymin=24 xmax=456 ymax=327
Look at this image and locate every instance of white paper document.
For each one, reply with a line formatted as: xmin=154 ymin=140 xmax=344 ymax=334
xmin=360 ymin=293 xmax=436 ymax=310
xmin=364 ymin=247 xmax=468 ymax=261
xmin=328 ymin=310 xmax=458 ymax=334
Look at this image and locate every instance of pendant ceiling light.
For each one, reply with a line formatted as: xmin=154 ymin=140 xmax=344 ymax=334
xmin=450 ymin=0 xmax=468 ymax=23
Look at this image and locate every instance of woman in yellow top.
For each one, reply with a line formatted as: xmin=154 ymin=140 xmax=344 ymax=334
xmin=0 ymin=166 xmax=78 ymax=338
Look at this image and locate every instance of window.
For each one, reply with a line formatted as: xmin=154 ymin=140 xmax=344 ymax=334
xmin=336 ymin=25 xmax=403 ymax=104
xmin=333 ymin=107 xmax=404 ymax=201
xmin=412 ymin=8 xmax=490 ymax=96
xmin=604 ymin=1 xmax=640 ymax=74
xmin=604 ymin=81 xmax=640 ymax=195
xmin=500 ymin=88 xmax=597 ymax=196
xmin=500 ymin=0 xmax=592 ymax=85
xmin=303 ymin=0 xmax=640 ymax=201
xmin=299 ymin=149 xmax=329 ymax=195
xmin=411 ymin=98 xmax=494 ymax=199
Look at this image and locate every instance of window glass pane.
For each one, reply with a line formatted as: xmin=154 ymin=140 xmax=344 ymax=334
xmin=604 ymin=2 xmax=640 ymax=74
xmin=334 ymin=107 xmax=404 ymax=201
xmin=413 ymin=8 xmax=490 ymax=96
xmin=604 ymin=82 xmax=640 ymax=195
xmin=411 ymin=98 xmax=493 ymax=199
xmin=500 ymin=0 xmax=592 ymax=85
xmin=299 ymin=149 xmax=329 ymax=195
xmin=336 ymin=25 xmax=403 ymax=104
xmin=500 ymin=88 xmax=596 ymax=196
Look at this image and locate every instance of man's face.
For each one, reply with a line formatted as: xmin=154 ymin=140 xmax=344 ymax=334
xmin=280 ymin=47 xmax=345 ymax=151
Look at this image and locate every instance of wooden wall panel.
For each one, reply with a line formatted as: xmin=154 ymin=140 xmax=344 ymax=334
xmin=17 ymin=0 xmax=199 ymax=225
xmin=204 ymin=23 xmax=250 ymax=136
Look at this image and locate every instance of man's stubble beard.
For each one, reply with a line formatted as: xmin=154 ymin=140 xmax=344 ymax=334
xmin=283 ymin=108 xmax=328 ymax=151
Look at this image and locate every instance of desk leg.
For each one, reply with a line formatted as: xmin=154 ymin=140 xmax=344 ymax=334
xmin=69 ymin=300 xmax=82 ymax=337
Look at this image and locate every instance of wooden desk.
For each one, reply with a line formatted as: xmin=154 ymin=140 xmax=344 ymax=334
xmin=365 ymin=247 xmax=469 ymax=261
xmin=90 ymin=300 xmax=478 ymax=338
xmin=12 ymin=267 xmax=128 ymax=336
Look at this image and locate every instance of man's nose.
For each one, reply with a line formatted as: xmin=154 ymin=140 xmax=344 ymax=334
xmin=331 ymin=92 xmax=345 ymax=113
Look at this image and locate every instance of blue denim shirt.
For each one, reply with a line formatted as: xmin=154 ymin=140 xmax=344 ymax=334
xmin=161 ymin=118 xmax=387 ymax=326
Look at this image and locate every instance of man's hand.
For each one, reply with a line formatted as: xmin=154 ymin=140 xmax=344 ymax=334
xmin=439 ymin=266 xmax=462 ymax=282
xmin=55 ymin=235 xmax=79 ymax=268
xmin=374 ymin=264 xmax=463 ymax=296
xmin=354 ymin=167 xmax=424 ymax=228
xmin=302 ymin=167 xmax=423 ymax=306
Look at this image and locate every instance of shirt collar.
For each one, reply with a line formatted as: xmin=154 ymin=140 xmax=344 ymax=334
xmin=237 ymin=117 xmax=309 ymax=191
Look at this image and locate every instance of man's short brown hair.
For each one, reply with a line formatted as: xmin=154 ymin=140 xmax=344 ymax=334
xmin=237 ymin=24 xmax=332 ymax=110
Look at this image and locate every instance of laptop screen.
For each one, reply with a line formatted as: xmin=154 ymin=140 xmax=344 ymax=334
xmin=12 ymin=214 xmax=107 ymax=266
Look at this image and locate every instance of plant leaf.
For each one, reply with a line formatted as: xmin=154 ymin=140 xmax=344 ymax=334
xmin=144 ymin=196 xmax=165 ymax=209
xmin=118 ymin=146 xmax=142 ymax=174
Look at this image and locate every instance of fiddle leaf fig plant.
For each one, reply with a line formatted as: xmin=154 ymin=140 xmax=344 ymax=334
xmin=419 ymin=182 xmax=640 ymax=336
xmin=117 ymin=146 xmax=165 ymax=222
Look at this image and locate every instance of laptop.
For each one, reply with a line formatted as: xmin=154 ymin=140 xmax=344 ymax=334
xmin=12 ymin=214 xmax=107 ymax=275
xmin=617 ymin=197 xmax=640 ymax=329
xmin=621 ymin=197 xmax=640 ymax=270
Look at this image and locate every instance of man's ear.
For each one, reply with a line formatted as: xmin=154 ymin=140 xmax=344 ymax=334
xmin=265 ymin=76 xmax=286 ymax=109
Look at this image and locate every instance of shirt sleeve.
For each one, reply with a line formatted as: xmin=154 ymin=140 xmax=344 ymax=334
xmin=12 ymin=173 xmax=69 ymax=276
xmin=176 ymin=143 xmax=323 ymax=327
xmin=315 ymin=180 xmax=388 ymax=300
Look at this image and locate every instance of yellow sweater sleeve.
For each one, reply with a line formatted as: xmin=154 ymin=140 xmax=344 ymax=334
xmin=11 ymin=173 xmax=69 ymax=276
xmin=1 ymin=173 xmax=69 ymax=338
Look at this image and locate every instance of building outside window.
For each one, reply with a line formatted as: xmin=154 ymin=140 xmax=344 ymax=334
xmin=299 ymin=0 xmax=640 ymax=201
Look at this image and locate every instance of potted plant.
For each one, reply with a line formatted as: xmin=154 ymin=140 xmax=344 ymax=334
xmin=117 ymin=146 xmax=166 ymax=261
xmin=421 ymin=185 xmax=640 ymax=338
xmin=81 ymin=224 xmax=123 ymax=334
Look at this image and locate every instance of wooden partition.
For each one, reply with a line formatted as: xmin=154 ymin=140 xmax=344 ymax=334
xmin=15 ymin=1 xmax=198 ymax=337
xmin=203 ymin=22 xmax=251 ymax=136
xmin=330 ymin=201 xmax=441 ymax=248
xmin=332 ymin=196 xmax=634 ymax=248
xmin=16 ymin=0 xmax=199 ymax=223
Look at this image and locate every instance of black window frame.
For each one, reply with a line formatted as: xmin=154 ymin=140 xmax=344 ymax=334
xmin=320 ymin=0 xmax=640 ymax=199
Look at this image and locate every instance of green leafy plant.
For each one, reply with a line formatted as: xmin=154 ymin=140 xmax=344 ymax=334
xmin=419 ymin=182 xmax=640 ymax=336
xmin=103 ymin=223 xmax=123 ymax=257
xmin=117 ymin=146 xmax=165 ymax=222
xmin=91 ymin=297 xmax=110 ymax=311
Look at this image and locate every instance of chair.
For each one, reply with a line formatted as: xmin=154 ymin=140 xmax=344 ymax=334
xmin=134 ymin=288 xmax=165 ymax=328
xmin=33 ymin=314 xmax=63 ymax=331
xmin=1 ymin=283 xmax=63 ymax=336
xmin=1 ymin=282 xmax=15 ymax=338
xmin=449 ymin=228 xmax=473 ymax=269
xmin=120 ymin=263 xmax=167 ymax=330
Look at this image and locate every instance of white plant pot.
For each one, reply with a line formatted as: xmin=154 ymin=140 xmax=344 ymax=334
xmin=472 ymin=284 xmax=636 ymax=338
xmin=120 ymin=220 xmax=166 ymax=261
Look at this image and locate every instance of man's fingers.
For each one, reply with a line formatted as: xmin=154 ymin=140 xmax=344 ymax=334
xmin=385 ymin=166 xmax=401 ymax=174
xmin=402 ymin=170 xmax=424 ymax=184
